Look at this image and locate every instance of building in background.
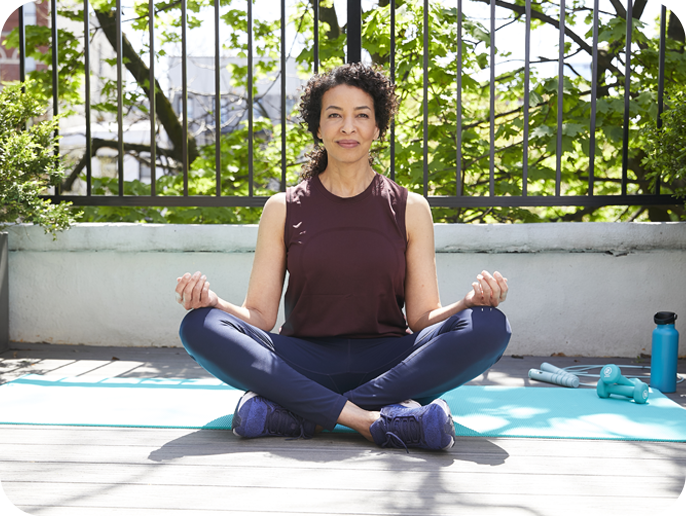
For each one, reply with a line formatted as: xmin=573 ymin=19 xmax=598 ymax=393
xmin=0 ymin=1 xmax=49 ymax=84
xmin=167 ymin=55 xmax=307 ymax=147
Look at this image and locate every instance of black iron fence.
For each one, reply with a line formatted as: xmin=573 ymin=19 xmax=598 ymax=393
xmin=10 ymin=0 xmax=683 ymax=211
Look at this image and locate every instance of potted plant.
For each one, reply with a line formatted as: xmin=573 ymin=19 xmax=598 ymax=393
xmin=0 ymin=80 xmax=79 ymax=352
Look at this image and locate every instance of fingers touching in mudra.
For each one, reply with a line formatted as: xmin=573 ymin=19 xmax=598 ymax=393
xmin=466 ymin=270 xmax=508 ymax=308
xmin=175 ymin=271 xmax=218 ymax=310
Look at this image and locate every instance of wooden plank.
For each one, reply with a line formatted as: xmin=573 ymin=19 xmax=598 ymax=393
xmin=12 ymin=509 xmax=344 ymax=516
xmin=74 ymin=360 xmax=146 ymax=378
xmin=0 ymin=442 xmax=683 ymax=478
xmin=2 ymin=462 xmax=682 ymax=499
xmin=2 ymin=481 xmax=679 ymax=515
xmin=0 ymin=425 xmax=684 ymax=460
xmin=0 ymin=359 xmax=78 ymax=383
xmin=40 ymin=360 xmax=115 ymax=377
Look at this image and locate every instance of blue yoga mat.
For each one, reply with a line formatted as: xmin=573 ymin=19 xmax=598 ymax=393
xmin=1 ymin=374 xmax=685 ymax=441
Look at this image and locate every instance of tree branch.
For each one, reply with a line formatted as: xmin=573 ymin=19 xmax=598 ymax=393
xmin=93 ymin=9 xmax=198 ymax=166
xmin=608 ymin=0 xmax=626 ymax=19
xmin=309 ymin=0 xmax=340 ymax=40
xmin=62 ymin=138 xmax=178 ymax=191
xmin=470 ymin=0 xmax=622 ymax=77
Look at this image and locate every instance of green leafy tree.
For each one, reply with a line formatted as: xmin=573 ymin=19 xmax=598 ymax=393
xmin=4 ymin=0 xmax=685 ymax=223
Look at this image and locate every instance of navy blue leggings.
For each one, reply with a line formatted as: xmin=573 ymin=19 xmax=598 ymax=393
xmin=179 ymin=306 xmax=511 ymax=431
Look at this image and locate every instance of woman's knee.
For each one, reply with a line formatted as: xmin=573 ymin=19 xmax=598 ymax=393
xmin=180 ymin=305 xmax=210 ymax=334
xmin=442 ymin=306 xmax=511 ymax=354
xmin=178 ymin=307 xmax=218 ymax=355
xmin=471 ymin=306 xmax=512 ymax=355
xmin=471 ymin=305 xmax=511 ymax=331
xmin=179 ymin=307 xmax=273 ymax=360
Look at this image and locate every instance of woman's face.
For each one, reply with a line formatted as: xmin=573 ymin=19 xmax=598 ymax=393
xmin=317 ymin=84 xmax=380 ymax=168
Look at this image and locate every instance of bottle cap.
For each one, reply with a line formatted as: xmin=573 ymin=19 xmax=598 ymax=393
xmin=654 ymin=311 xmax=677 ymax=325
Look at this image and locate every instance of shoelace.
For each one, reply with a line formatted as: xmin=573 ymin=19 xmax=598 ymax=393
xmin=381 ymin=431 xmax=410 ymax=453
xmin=379 ymin=414 xmax=422 ymax=452
xmin=267 ymin=407 xmax=311 ymax=440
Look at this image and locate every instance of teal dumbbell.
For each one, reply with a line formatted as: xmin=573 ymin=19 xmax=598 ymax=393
xmin=596 ymin=364 xmax=649 ymax=404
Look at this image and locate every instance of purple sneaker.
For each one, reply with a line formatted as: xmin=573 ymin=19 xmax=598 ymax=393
xmin=370 ymin=399 xmax=455 ymax=451
xmin=231 ymin=391 xmax=316 ymax=439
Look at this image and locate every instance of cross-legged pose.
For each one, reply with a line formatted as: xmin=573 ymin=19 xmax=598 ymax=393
xmin=176 ymin=63 xmax=512 ymax=451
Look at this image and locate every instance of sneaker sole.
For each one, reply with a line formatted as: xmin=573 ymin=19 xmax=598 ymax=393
xmin=429 ymin=399 xmax=455 ymax=450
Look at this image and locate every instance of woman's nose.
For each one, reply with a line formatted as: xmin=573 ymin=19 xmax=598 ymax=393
xmin=341 ymin=116 xmax=355 ymax=133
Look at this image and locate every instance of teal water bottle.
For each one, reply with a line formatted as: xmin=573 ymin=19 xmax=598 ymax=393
xmin=650 ymin=312 xmax=679 ymax=393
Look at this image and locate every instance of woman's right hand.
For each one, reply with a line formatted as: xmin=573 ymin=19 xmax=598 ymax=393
xmin=175 ymin=271 xmax=218 ymax=310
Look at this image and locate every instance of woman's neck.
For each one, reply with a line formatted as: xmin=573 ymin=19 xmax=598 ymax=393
xmin=318 ymin=164 xmax=376 ymax=198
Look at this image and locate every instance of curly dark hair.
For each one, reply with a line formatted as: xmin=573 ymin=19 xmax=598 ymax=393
xmin=298 ymin=63 xmax=399 ymax=179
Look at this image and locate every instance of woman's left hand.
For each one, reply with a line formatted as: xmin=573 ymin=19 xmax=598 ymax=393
xmin=464 ymin=270 xmax=508 ymax=308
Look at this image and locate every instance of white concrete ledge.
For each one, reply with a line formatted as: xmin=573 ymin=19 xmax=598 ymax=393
xmin=6 ymin=223 xmax=259 ymax=253
xmin=8 ymin=221 xmax=686 ymax=253
xmin=5 ymin=222 xmax=686 ymax=357
xmin=435 ymin=222 xmax=686 ymax=253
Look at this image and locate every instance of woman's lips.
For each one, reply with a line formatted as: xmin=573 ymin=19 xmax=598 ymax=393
xmin=336 ymin=140 xmax=359 ymax=148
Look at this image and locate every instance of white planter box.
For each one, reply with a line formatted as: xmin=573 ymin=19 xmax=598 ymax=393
xmin=0 ymin=232 xmax=8 ymax=353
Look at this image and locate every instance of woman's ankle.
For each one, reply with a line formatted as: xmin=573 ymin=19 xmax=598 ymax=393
xmin=337 ymin=401 xmax=379 ymax=441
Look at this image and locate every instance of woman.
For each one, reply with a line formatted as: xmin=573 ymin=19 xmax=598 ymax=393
xmin=176 ymin=63 xmax=511 ymax=451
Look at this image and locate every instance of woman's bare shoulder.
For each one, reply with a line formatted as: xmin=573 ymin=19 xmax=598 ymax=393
xmin=406 ymin=191 xmax=430 ymax=210
xmin=265 ymin=191 xmax=287 ymax=208
xmin=405 ymin=192 xmax=433 ymax=237
xmin=261 ymin=192 xmax=287 ymax=221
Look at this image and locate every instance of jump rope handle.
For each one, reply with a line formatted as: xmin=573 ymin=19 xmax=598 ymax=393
xmin=528 ymin=364 xmax=580 ymax=388
xmin=540 ymin=362 xmax=569 ymax=376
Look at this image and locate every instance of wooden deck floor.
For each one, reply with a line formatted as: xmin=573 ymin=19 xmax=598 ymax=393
xmin=1 ymin=343 xmax=685 ymax=516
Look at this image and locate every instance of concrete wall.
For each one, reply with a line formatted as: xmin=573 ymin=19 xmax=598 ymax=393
xmin=5 ymin=222 xmax=686 ymax=357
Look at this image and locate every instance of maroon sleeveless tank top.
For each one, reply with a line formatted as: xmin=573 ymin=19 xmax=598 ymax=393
xmin=281 ymin=173 xmax=409 ymax=338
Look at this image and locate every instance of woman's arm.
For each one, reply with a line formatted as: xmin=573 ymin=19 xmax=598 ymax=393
xmin=174 ymin=193 xmax=288 ymax=332
xmin=403 ymin=192 xmax=508 ymax=333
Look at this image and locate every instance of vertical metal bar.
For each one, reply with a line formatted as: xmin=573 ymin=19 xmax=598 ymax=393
xmin=657 ymin=7 xmax=667 ymax=129
xmin=116 ymin=0 xmax=124 ymax=196
xmin=18 ymin=6 xmax=26 ymax=83
xmin=214 ymin=0 xmax=221 ymax=196
xmin=589 ymin=0 xmax=599 ymax=196
xmin=181 ymin=0 xmax=189 ymax=195
xmin=522 ymin=0 xmax=531 ymax=197
xmin=456 ymin=0 xmax=462 ymax=196
xmin=248 ymin=0 xmax=254 ymax=197
xmin=390 ymin=0 xmax=395 ymax=181
xmin=555 ymin=0 xmax=565 ymax=197
xmin=621 ymin=0 xmax=632 ymax=196
xmin=281 ymin=0 xmax=287 ymax=191
xmin=489 ymin=0 xmax=495 ymax=197
xmin=347 ymin=0 xmax=361 ymax=63
xmin=51 ymin=0 xmax=59 ymax=118
xmin=51 ymin=0 xmax=60 ymax=194
xmin=314 ymin=0 xmax=319 ymax=74
xmin=18 ymin=4 xmax=26 ymax=136
xmin=84 ymin=0 xmax=92 ymax=196
xmin=655 ymin=5 xmax=667 ymax=195
xmin=149 ymin=0 xmax=157 ymax=196
xmin=423 ymin=0 xmax=429 ymax=197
